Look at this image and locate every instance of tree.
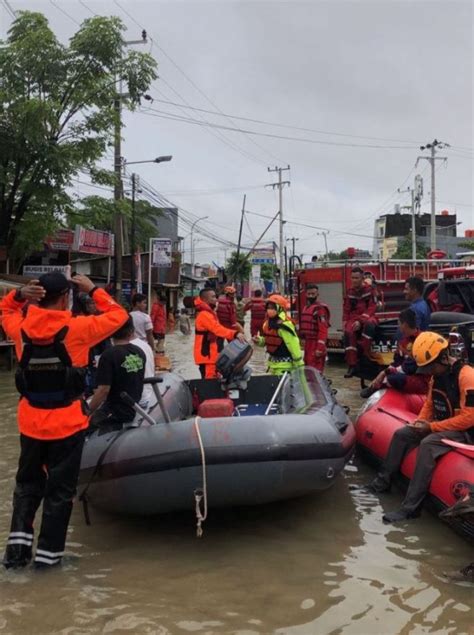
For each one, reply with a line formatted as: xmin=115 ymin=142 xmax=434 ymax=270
xmin=459 ymin=240 xmax=474 ymax=251
xmin=392 ymin=237 xmax=429 ymax=260
xmin=67 ymin=195 xmax=162 ymax=252
xmin=0 ymin=11 xmax=157 ymax=263
xmin=225 ymin=251 xmax=252 ymax=283
xmin=260 ymin=263 xmax=277 ymax=281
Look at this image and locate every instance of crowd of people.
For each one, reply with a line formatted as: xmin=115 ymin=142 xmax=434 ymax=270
xmin=0 ymin=269 xmax=472 ymax=574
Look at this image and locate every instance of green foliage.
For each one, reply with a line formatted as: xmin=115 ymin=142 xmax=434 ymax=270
xmin=260 ymin=263 xmax=277 ymax=281
xmin=225 ymin=251 xmax=252 ymax=283
xmin=391 ymin=237 xmax=429 ymax=259
xmin=459 ymin=240 xmax=474 ymax=251
xmin=67 ymin=195 xmax=161 ymax=251
xmin=0 ymin=11 xmax=157 ymax=258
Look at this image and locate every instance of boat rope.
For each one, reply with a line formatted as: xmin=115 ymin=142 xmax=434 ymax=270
xmin=193 ymin=415 xmax=208 ymax=538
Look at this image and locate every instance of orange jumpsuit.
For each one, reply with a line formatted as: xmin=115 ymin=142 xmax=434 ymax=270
xmin=194 ymin=297 xmax=237 ymax=378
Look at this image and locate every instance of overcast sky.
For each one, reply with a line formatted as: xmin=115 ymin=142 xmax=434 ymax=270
xmin=2 ymin=0 xmax=473 ymax=264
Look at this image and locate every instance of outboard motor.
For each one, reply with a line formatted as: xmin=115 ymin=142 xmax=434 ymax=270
xmin=216 ymin=339 xmax=253 ymax=390
xmin=448 ymin=330 xmax=468 ymax=362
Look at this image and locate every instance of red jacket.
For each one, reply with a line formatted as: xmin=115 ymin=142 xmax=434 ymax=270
xmin=244 ymin=298 xmax=266 ymax=324
xmin=1 ymin=288 xmax=128 ymax=440
xmin=343 ymin=284 xmax=377 ymax=325
xmin=150 ymin=301 xmax=167 ymax=334
xmin=299 ymin=302 xmax=330 ymax=343
xmin=216 ymin=295 xmax=237 ymax=328
xmin=194 ymin=298 xmax=236 ymax=364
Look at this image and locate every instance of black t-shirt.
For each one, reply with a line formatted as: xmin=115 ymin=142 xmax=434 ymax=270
xmin=96 ymin=343 xmax=146 ymax=422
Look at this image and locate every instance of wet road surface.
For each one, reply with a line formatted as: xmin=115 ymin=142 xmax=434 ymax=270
xmin=0 ymin=330 xmax=472 ymax=634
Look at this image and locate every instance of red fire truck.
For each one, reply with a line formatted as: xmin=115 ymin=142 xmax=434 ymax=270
xmin=294 ymin=259 xmax=474 ymax=368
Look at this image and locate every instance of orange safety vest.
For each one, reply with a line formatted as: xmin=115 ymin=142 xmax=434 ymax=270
xmin=194 ymin=298 xmax=236 ymax=364
xmin=262 ymin=320 xmax=291 ymax=358
xmin=0 ymin=288 xmax=128 ymax=440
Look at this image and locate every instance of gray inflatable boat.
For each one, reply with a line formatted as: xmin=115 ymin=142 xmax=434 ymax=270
xmin=79 ymin=367 xmax=355 ymax=516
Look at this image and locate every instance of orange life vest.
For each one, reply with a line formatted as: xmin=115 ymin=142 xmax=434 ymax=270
xmin=262 ymin=320 xmax=291 ymax=358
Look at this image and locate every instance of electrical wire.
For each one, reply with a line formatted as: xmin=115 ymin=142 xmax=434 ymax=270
xmin=146 ymin=96 xmax=425 ymax=146
xmin=137 ymin=106 xmax=420 ymax=150
xmin=49 ymin=0 xmax=81 ymax=26
xmin=2 ymin=0 xmax=16 ymax=19
xmin=245 ymin=210 xmax=375 ymax=239
xmin=112 ymin=0 xmax=276 ymax=167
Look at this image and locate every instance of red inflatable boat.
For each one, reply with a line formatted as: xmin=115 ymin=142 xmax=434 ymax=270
xmin=356 ymin=389 xmax=474 ymax=542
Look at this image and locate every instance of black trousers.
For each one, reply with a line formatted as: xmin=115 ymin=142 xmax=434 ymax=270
xmin=379 ymin=426 xmax=470 ymax=513
xmin=3 ymin=430 xmax=85 ymax=568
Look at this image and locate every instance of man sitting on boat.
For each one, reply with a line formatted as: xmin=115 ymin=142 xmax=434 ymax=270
xmin=404 ymin=276 xmax=431 ymax=331
xmin=253 ymin=295 xmax=304 ymax=376
xmin=343 ymin=267 xmax=378 ymax=378
xmin=194 ymin=288 xmax=246 ymax=379
xmin=360 ymin=309 xmax=430 ymax=398
xmin=89 ymin=317 xmax=146 ymax=431
xmin=367 ymin=331 xmax=474 ymax=523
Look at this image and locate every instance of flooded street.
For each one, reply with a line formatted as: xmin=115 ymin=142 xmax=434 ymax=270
xmin=0 ymin=330 xmax=472 ymax=635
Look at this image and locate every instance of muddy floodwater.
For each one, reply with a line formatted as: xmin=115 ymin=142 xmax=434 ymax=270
xmin=0 ymin=330 xmax=472 ymax=634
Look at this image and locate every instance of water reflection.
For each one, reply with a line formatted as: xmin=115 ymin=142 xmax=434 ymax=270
xmin=0 ymin=332 xmax=472 ymax=634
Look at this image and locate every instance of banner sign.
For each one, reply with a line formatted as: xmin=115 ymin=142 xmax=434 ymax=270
xmin=150 ymin=238 xmax=172 ymax=268
xmin=250 ymin=248 xmax=275 ymax=264
xmin=251 ymin=264 xmax=262 ymax=289
xmin=23 ymin=265 xmax=67 ymax=276
xmin=73 ymin=226 xmax=114 ymax=256
xmin=44 ymin=229 xmax=74 ymax=252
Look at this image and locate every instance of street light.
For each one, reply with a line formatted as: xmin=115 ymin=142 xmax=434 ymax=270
xmin=126 ymin=155 xmax=173 ymax=165
xmin=127 ymin=155 xmax=173 ymax=293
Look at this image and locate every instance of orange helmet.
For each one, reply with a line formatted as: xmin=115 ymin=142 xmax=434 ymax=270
xmin=412 ymin=331 xmax=449 ymax=369
xmin=224 ymin=285 xmax=236 ymax=294
xmin=266 ymin=294 xmax=290 ymax=311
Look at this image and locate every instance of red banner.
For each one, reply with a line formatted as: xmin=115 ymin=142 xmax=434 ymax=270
xmin=73 ymin=226 xmax=114 ymax=256
xmin=44 ymin=229 xmax=74 ymax=252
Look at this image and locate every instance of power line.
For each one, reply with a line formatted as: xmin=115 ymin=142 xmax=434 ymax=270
xmin=146 ymin=96 xmax=425 ymax=146
xmin=2 ymin=0 xmax=16 ymax=19
xmin=245 ymin=210 xmax=375 ymax=239
xmin=78 ymin=0 xmax=96 ymax=15
xmin=49 ymin=0 xmax=81 ymax=26
xmin=155 ymin=79 xmax=268 ymax=166
xmin=137 ymin=106 xmax=420 ymax=150
xmin=112 ymin=0 xmax=276 ymax=167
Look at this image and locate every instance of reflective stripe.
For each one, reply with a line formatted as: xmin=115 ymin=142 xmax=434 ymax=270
xmin=345 ymin=346 xmax=357 ymax=351
xmin=36 ymin=548 xmax=64 ymax=558
xmin=34 ymin=556 xmax=61 ymax=565
xmin=7 ymin=538 xmax=33 ymax=546
xmin=362 ymin=333 xmax=373 ymax=340
xmin=317 ymin=340 xmax=326 ymax=345
xmin=9 ymin=531 xmax=33 ymax=539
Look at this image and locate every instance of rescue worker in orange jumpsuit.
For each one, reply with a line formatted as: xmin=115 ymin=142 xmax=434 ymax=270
xmin=343 ymin=267 xmax=378 ymax=378
xmin=194 ymin=288 xmax=245 ymax=379
xmin=368 ymin=332 xmax=474 ymax=524
xmin=1 ymin=273 xmax=128 ymax=570
xmin=299 ymin=284 xmax=330 ymax=373
xmin=216 ymin=286 xmax=237 ymax=329
xmin=244 ymin=289 xmax=266 ymax=337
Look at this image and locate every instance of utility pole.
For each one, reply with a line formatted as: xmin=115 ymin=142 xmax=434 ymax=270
xmin=235 ymin=194 xmax=246 ymax=290
xmin=267 ymin=165 xmax=290 ymax=292
xmin=316 ymin=230 xmax=329 ymax=260
xmin=398 ymin=186 xmax=417 ymax=260
xmin=416 ymin=139 xmax=449 ymax=251
xmin=130 ymin=173 xmax=140 ymax=293
xmin=113 ymin=31 xmax=148 ymax=300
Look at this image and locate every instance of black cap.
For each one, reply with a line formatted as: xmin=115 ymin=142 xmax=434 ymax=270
xmin=38 ymin=272 xmax=72 ymax=300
